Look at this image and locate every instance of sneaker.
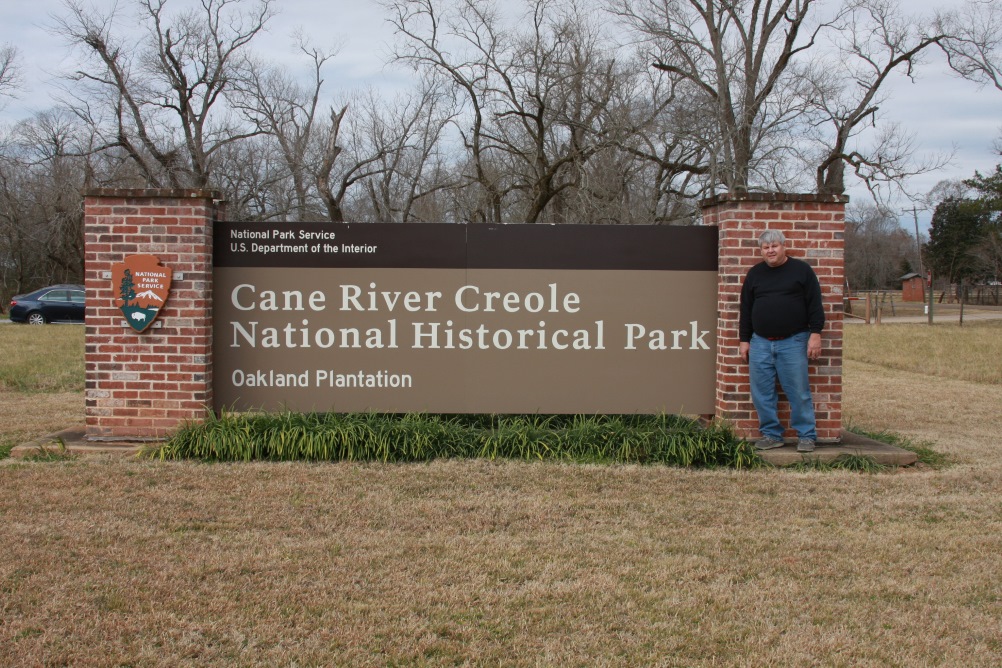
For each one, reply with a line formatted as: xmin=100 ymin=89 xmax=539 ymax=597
xmin=797 ymin=438 xmax=816 ymax=453
xmin=754 ymin=436 xmax=785 ymax=450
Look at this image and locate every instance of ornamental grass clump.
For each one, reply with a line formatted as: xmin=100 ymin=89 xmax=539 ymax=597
xmin=786 ymin=453 xmax=888 ymax=473
xmin=156 ymin=412 xmax=760 ymax=469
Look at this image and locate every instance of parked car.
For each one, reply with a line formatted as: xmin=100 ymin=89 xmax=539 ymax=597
xmin=9 ymin=284 xmax=86 ymax=324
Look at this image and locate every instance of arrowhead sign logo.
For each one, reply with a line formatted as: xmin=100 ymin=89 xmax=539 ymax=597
xmin=112 ymin=255 xmax=173 ymax=332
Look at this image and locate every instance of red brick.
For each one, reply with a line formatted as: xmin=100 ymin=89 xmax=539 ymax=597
xmin=85 ymin=189 xmax=220 ymax=440
xmin=704 ymin=194 xmax=845 ymax=439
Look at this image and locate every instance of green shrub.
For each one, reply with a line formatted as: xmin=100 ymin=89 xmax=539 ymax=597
xmin=154 ymin=412 xmax=762 ymax=469
xmin=787 ymin=453 xmax=887 ymax=473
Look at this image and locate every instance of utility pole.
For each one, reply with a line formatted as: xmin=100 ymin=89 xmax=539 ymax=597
xmin=908 ymin=206 xmax=933 ymax=325
xmin=928 ymin=269 xmax=934 ymax=326
xmin=909 ymin=207 xmax=924 ymax=275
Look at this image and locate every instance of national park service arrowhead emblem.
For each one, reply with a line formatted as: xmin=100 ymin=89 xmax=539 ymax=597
xmin=112 ymin=255 xmax=173 ymax=332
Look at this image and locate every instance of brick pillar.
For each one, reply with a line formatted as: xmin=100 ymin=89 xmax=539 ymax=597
xmin=702 ymin=193 xmax=846 ymax=443
xmin=84 ymin=189 xmax=221 ymax=441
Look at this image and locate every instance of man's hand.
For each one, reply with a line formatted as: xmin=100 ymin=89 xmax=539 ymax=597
xmin=807 ymin=332 xmax=822 ymax=360
xmin=740 ymin=341 xmax=750 ymax=362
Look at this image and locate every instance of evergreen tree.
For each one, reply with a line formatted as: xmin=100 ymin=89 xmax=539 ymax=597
xmin=119 ymin=269 xmax=136 ymax=306
xmin=965 ymin=165 xmax=1002 ymax=208
xmin=965 ymin=165 xmax=1002 ymax=281
xmin=924 ymin=198 xmax=991 ymax=284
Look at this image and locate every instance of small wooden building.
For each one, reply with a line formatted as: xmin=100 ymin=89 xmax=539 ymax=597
xmin=900 ymin=272 xmax=925 ymax=302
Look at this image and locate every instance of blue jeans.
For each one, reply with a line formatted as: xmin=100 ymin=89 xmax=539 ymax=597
xmin=749 ymin=332 xmax=817 ymax=441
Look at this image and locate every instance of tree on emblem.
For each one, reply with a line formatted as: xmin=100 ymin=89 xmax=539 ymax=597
xmin=120 ymin=269 xmax=136 ymax=306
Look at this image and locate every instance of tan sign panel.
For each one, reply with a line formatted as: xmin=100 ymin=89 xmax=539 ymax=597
xmin=213 ymin=224 xmax=717 ymax=414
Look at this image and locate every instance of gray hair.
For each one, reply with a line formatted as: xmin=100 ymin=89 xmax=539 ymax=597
xmin=759 ymin=230 xmax=785 ymax=246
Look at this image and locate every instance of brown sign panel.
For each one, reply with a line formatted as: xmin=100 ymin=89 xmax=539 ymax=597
xmin=213 ymin=224 xmax=717 ymax=414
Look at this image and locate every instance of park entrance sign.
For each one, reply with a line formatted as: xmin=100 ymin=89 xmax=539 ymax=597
xmin=82 ymin=190 xmax=845 ymax=442
xmin=213 ymin=223 xmax=718 ymax=414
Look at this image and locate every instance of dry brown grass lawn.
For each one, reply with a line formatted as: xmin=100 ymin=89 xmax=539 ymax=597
xmin=0 ymin=390 xmax=83 ymax=451
xmin=2 ymin=323 xmax=1001 ymax=666
xmin=844 ymin=320 xmax=1002 ymax=385
xmin=0 ymin=324 xmax=84 ymax=453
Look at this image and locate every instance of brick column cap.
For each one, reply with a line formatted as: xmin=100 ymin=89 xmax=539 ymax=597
xmin=700 ymin=192 xmax=850 ymax=208
xmin=83 ymin=187 xmax=224 ymax=201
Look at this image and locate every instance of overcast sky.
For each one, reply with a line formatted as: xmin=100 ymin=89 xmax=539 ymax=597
xmin=1 ymin=0 xmax=999 ymax=230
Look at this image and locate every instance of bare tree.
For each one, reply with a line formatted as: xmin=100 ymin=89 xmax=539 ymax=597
xmin=613 ymin=0 xmax=961 ymax=199
xmin=211 ymin=135 xmax=297 ymax=221
xmin=0 ymin=43 xmax=23 ymax=104
xmin=231 ymin=38 xmax=338 ymax=220
xmin=612 ymin=0 xmax=841 ymax=193
xmin=939 ymin=0 xmax=1002 ymax=91
xmin=845 ymin=201 xmax=918 ymax=289
xmin=803 ymin=0 xmax=947 ymax=197
xmin=388 ymin=0 xmax=507 ymax=223
xmin=0 ymin=109 xmax=97 ymax=299
xmin=361 ymin=79 xmax=457 ymax=223
xmin=614 ymin=67 xmax=713 ymax=223
xmin=230 ymin=40 xmax=456 ymax=224
xmin=499 ymin=0 xmax=630 ymax=224
xmin=53 ymin=0 xmax=274 ymax=188
xmin=313 ymin=93 xmax=410 ymax=223
xmin=390 ymin=0 xmax=632 ymax=223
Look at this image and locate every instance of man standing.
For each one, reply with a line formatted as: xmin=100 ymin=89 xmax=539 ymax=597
xmin=739 ymin=230 xmax=824 ymax=452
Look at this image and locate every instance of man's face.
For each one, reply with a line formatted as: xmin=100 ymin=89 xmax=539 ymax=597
xmin=760 ymin=241 xmax=787 ymax=267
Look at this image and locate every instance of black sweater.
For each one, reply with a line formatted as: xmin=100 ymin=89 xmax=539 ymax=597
xmin=739 ymin=257 xmax=824 ymax=342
